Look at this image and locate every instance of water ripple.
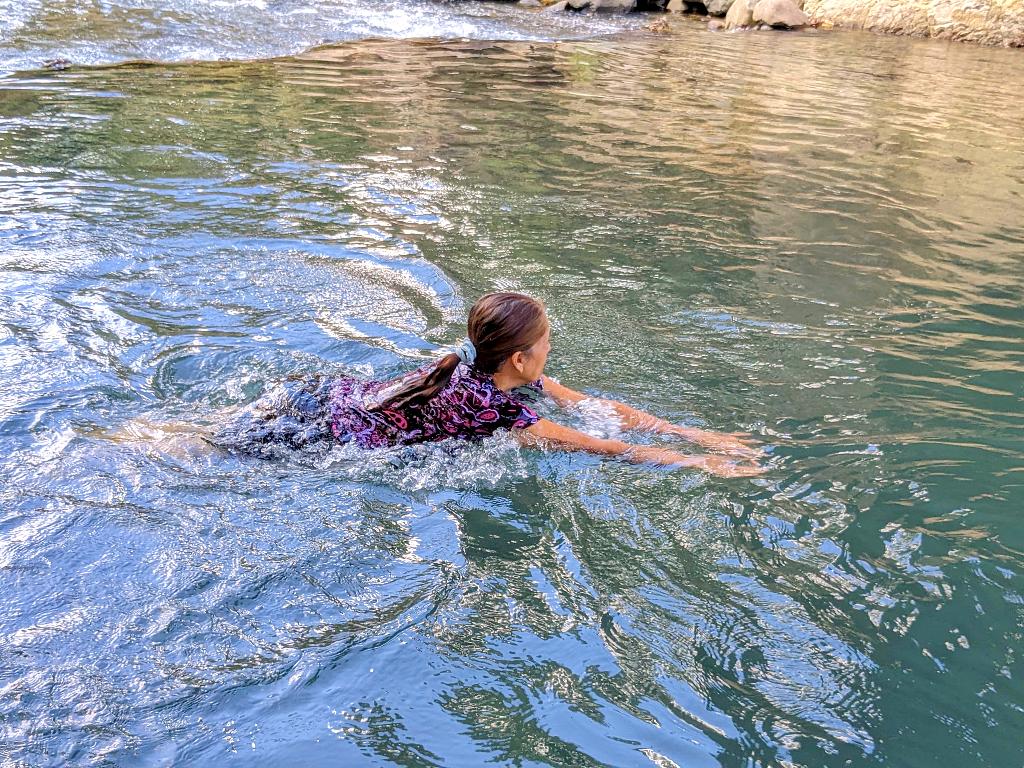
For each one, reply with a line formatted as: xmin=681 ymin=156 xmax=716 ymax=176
xmin=1 ymin=21 xmax=1023 ymax=768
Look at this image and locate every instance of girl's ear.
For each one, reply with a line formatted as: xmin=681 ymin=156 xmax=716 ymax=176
xmin=510 ymin=350 xmax=525 ymax=373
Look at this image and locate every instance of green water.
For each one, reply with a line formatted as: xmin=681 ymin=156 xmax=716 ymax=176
xmin=1 ymin=7 xmax=1023 ymax=767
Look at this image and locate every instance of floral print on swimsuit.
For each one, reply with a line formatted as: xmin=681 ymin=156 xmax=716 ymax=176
xmin=330 ymin=363 xmax=541 ymax=449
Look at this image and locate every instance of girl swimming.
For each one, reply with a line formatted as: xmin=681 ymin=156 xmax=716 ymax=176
xmin=214 ymin=292 xmax=763 ymax=477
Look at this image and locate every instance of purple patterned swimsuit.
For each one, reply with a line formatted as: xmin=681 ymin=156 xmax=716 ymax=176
xmin=211 ymin=365 xmax=541 ymax=459
xmin=330 ymin=364 xmax=542 ymax=449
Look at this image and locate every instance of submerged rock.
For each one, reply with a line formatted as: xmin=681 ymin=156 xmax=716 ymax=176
xmin=753 ymin=0 xmax=809 ymax=26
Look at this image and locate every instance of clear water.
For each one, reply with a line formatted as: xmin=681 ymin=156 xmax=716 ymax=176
xmin=1 ymin=3 xmax=1023 ymax=767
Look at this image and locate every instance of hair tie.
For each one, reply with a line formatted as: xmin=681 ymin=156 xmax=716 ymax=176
xmin=453 ymin=338 xmax=476 ymax=366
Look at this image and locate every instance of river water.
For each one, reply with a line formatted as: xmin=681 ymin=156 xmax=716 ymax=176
xmin=1 ymin=2 xmax=1023 ymax=766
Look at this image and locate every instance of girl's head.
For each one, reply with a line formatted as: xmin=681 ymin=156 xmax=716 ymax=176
xmin=467 ymin=292 xmax=549 ymax=380
xmin=366 ymin=292 xmax=549 ymax=411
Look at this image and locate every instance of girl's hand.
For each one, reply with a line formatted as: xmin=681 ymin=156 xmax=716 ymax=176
xmin=684 ymin=454 xmax=765 ymax=478
xmin=670 ymin=428 xmax=761 ymax=459
xmin=630 ymin=446 xmax=764 ymax=478
xmin=699 ymin=431 xmax=761 ymax=459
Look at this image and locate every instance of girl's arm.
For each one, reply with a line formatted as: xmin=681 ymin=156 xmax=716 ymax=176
xmin=540 ymin=375 xmax=758 ymax=458
xmin=518 ymin=418 xmax=762 ymax=478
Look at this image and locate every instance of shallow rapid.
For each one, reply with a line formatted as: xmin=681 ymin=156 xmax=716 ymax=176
xmin=1 ymin=3 xmax=1023 ymax=767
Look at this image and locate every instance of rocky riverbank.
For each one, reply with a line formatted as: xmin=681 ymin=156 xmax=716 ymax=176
xmin=803 ymin=0 xmax=1023 ymax=46
xmin=538 ymin=0 xmax=1024 ymax=47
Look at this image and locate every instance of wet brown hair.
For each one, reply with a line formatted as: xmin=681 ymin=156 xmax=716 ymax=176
xmin=365 ymin=292 xmax=547 ymax=412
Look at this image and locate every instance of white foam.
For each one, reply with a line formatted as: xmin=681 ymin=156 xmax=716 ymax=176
xmin=320 ymin=432 xmax=530 ymax=492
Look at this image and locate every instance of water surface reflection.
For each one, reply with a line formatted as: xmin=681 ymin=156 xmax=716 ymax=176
xmin=1 ymin=27 xmax=1023 ymax=768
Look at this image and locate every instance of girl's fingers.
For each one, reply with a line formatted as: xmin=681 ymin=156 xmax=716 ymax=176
xmin=729 ymin=465 xmax=766 ymax=477
xmin=729 ymin=450 xmax=762 ymax=461
xmin=716 ymin=440 xmax=761 ymax=457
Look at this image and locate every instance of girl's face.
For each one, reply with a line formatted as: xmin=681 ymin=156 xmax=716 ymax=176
xmin=521 ymin=323 xmax=551 ymax=383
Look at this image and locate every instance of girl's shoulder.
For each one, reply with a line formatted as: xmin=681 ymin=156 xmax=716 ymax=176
xmin=445 ymin=364 xmax=502 ymax=404
xmin=441 ymin=365 xmax=540 ymax=430
xmin=447 ymin=366 xmax=545 ymax=405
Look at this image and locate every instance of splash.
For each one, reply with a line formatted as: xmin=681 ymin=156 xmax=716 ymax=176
xmin=0 ymin=0 xmax=645 ymax=75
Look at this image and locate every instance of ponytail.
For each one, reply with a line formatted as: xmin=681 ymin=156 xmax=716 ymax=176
xmin=363 ymin=352 xmax=462 ymax=412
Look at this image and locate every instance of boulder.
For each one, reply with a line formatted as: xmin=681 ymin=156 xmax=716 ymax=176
xmin=567 ymin=0 xmax=637 ymax=10
xmin=705 ymin=0 xmax=736 ymax=15
xmin=724 ymin=0 xmax=756 ymax=27
xmin=752 ymin=0 xmax=808 ymax=27
xmin=802 ymin=0 xmax=1023 ymax=46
